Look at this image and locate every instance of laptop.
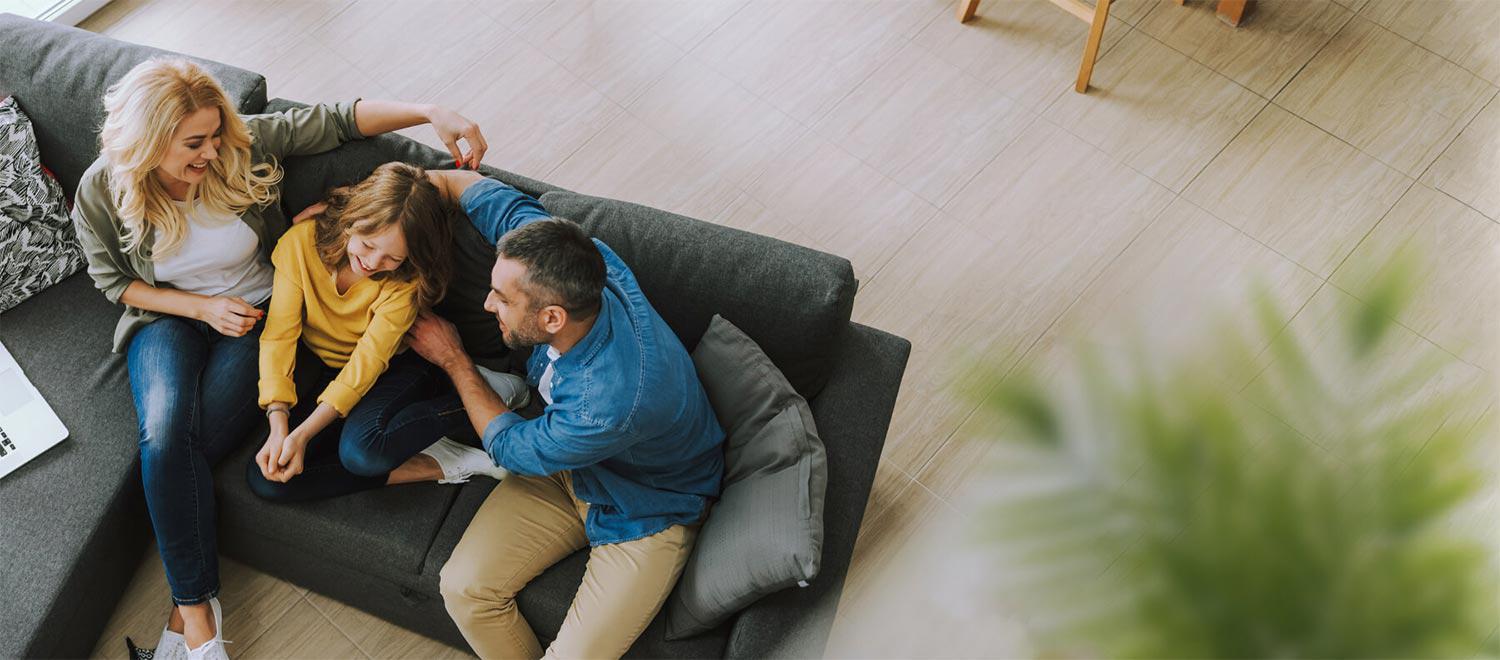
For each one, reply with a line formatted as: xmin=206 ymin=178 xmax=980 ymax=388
xmin=0 ymin=340 xmax=67 ymax=479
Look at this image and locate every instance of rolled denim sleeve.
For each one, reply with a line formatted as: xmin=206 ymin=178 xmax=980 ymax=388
xmin=481 ymin=408 xmax=635 ymax=476
xmin=459 ymin=177 xmax=552 ymax=244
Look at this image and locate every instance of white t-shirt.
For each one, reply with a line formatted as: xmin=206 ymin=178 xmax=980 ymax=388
xmin=152 ymin=201 xmax=274 ymax=305
xmin=538 ymin=345 xmax=562 ymax=406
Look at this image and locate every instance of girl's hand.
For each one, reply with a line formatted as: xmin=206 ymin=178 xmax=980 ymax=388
xmin=197 ymin=296 xmax=262 ymax=337
xmin=273 ymin=430 xmax=309 ymax=482
xmin=427 ymin=105 xmax=488 ymax=170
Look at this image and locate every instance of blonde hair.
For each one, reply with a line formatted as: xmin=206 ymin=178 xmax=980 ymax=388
xmin=99 ymin=58 xmax=281 ymax=256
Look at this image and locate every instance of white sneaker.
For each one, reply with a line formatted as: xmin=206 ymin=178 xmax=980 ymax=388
xmin=155 ymin=627 xmax=188 ymax=660
xmin=185 ymin=598 xmax=230 ymax=660
xmin=421 ymin=437 xmax=510 ymax=484
xmin=476 ymin=365 xmax=531 ymax=410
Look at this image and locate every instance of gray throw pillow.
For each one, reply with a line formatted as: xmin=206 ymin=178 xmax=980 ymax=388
xmin=666 ymin=315 xmax=828 ymax=639
xmin=0 ymin=96 xmax=84 ymax=313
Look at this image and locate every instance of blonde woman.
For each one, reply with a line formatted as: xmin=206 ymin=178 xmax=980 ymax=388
xmin=71 ymin=58 xmax=489 ymax=660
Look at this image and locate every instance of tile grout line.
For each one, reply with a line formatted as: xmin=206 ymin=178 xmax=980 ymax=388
xmin=1413 ymin=86 xmax=1500 ymax=187
xmin=304 ymin=592 xmax=377 ymax=660
xmin=230 ymin=588 xmax=309 ymax=657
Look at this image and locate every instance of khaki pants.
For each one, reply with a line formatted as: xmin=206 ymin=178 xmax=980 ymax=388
xmin=440 ymin=471 xmax=699 ymax=659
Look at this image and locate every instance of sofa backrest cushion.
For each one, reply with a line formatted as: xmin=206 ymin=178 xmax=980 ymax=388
xmin=0 ymin=13 xmax=268 ymax=199
xmin=539 ymin=191 xmax=856 ymax=399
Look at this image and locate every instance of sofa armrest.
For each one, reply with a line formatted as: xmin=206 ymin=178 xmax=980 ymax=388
xmin=725 ymin=323 xmax=911 ymax=659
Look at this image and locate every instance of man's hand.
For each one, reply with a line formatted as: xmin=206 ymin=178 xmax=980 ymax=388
xmin=292 ymin=202 xmax=327 ymax=224
xmin=407 ymin=310 xmax=468 ymax=371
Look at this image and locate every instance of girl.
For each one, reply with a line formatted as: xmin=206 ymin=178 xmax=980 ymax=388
xmin=72 ymin=57 xmax=489 ymax=660
xmin=249 ymin=162 xmax=505 ymax=503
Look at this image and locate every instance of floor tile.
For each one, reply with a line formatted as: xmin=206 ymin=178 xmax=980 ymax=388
xmin=1361 ymin=0 xmax=1500 ymax=86
xmin=262 ymin=40 xmax=394 ymax=107
xmin=400 ymin=37 xmax=623 ymax=178
xmin=607 ymin=0 xmax=748 ymax=52
xmin=815 ymin=40 xmax=1036 ymax=207
xmin=1274 ymin=16 xmax=1495 ymax=176
xmin=517 ymin=0 xmax=687 ymax=106
xmin=943 ymin=118 xmax=1175 ymax=246
xmin=1136 ymin=0 xmax=1353 ymax=98
xmin=829 ymin=472 xmax=1031 ymax=658
xmin=1183 ymin=104 xmax=1412 ymax=277
xmin=89 ymin=551 xmax=304 ymax=658
xmin=914 ymin=198 xmax=1322 ymax=502
xmin=1050 ymin=197 xmax=1322 ymax=377
xmin=306 ymin=0 xmax=503 ymax=102
xmin=708 ymin=193 xmax=824 ymax=254
xmin=306 ymin=592 xmax=469 ymax=659
xmin=742 ymin=130 xmax=941 ymax=282
xmin=545 ymin=112 xmax=741 ymax=221
xmin=1245 ymin=284 xmax=1493 ymax=450
xmin=1042 ymin=29 xmax=1267 ymax=192
xmin=914 ymin=0 xmax=1130 ymax=112
xmin=624 ymin=57 xmax=803 ymax=188
xmin=1331 ymin=184 xmax=1500 ymax=371
xmin=855 ymin=161 xmax=1166 ymax=477
xmin=237 ymin=599 xmax=365 ymax=659
xmin=692 ymin=0 xmax=948 ymax=124
xmin=1423 ymin=94 xmax=1500 ymax=220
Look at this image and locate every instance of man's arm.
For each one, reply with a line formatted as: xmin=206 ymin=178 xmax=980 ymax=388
xmin=428 ymin=169 xmax=551 ymax=243
xmin=406 ymin=310 xmax=510 ymax=438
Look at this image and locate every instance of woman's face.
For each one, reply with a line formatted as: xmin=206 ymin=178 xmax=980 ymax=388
xmin=346 ymin=222 xmax=408 ymax=278
xmin=155 ymin=106 xmax=221 ymax=191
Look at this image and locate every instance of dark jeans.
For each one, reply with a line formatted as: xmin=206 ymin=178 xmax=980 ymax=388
xmin=245 ymin=349 xmax=472 ymax=502
xmin=127 ymin=313 xmax=265 ymax=606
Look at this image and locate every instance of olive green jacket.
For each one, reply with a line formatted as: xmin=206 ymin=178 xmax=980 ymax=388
xmin=71 ymin=101 xmax=364 ymax=352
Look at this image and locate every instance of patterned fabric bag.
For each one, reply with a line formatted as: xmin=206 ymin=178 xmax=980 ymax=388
xmin=0 ymin=95 xmax=85 ymax=313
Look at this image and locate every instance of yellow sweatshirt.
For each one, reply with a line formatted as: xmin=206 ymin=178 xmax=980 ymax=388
xmin=257 ymin=221 xmax=419 ymax=416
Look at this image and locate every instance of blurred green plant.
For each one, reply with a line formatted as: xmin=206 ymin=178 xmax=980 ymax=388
xmin=974 ymin=257 xmax=1497 ymax=658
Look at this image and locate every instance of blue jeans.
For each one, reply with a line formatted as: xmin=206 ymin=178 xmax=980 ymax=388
xmin=127 ymin=313 xmax=264 ymax=606
xmin=245 ymin=349 xmax=472 ymax=502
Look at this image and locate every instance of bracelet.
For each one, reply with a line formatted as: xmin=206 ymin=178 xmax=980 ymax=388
xmin=266 ymin=406 xmax=289 ymax=419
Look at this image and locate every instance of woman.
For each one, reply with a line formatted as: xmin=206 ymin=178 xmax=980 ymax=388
xmin=71 ymin=57 xmax=489 ymax=660
xmin=248 ymin=162 xmax=505 ymax=502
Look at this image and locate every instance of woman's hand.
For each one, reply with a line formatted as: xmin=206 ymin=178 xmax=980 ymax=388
xmin=292 ymin=202 xmax=327 ymax=224
xmin=427 ymin=105 xmax=488 ymax=170
xmin=196 ymin=295 xmax=263 ymax=337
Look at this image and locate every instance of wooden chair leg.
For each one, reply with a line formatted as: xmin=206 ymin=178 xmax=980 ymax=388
xmin=1216 ymin=0 xmax=1250 ymax=26
xmin=1074 ymin=0 xmax=1111 ymax=93
xmin=957 ymin=0 xmax=981 ymax=23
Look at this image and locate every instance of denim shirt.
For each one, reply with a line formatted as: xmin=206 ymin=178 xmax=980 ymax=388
xmin=461 ymin=179 xmax=725 ymax=546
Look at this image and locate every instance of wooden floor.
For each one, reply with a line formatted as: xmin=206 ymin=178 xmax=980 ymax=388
xmin=78 ymin=0 xmax=1499 ymax=657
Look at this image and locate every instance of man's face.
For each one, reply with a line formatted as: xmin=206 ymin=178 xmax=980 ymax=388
xmin=485 ymin=256 xmax=550 ymax=350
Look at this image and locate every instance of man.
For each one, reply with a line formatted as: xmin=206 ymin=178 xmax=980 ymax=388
xmin=406 ymin=169 xmax=724 ymax=659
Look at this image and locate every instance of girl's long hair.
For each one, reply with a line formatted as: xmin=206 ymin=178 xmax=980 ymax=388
xmin=313 ymin=162 xmax=452 ymax=308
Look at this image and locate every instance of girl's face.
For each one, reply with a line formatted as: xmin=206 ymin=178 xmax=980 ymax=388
xmin=155 ymin=107 xmax=221 ymax=192
xmin=346 ymin=223 xmax=408 ymax=278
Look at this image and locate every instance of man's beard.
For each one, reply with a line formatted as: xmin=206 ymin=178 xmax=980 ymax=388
xmin=501 ymin=315 xmax=547 ymax=350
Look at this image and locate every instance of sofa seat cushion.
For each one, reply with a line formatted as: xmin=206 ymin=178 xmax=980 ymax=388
xmin=0 ymin=272 xmax=145 ymax=658
xmin=538 ymin=191 xmax=856 ymax=399
xmin=214 ymin=438 xmax=463 ymax=577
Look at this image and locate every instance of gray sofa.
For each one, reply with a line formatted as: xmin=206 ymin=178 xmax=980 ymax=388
xmin=0 ymin=13 xmax=910 ymax=659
